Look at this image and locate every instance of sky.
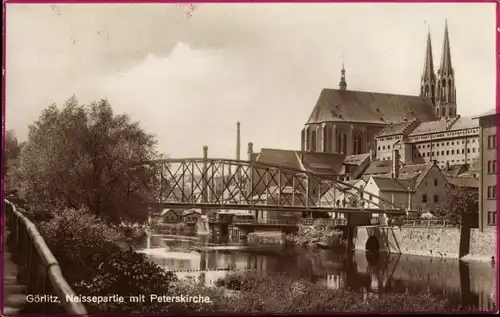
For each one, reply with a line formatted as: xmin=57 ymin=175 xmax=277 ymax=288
xmin=5 ymin=3 xmax=497 ymax=159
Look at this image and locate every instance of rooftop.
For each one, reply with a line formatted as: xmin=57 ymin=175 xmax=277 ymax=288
xmin=306 ymin=89 xmax=437 ymax=125
xmin=446 ymin=176 xmax=479 ymax=188
xmin=472 ymin=109 xmax=497 ymax=119
xmin=343 ymin=153 xmax=370 ymax=166
xmin=370 ymin=176 xmax=416 ymax=192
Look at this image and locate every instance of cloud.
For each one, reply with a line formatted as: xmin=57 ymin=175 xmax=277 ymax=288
xmin=94 ymin=41 xmax=318 ymax=158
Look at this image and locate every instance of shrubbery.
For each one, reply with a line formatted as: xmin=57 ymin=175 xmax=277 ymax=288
xmin=38 ymin=207 xmax=179 ymax=314
xmin=210 ymin=271 xmax=453 ymax=313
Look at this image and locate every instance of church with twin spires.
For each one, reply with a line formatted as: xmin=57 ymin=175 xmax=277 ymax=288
xmin=301 ymin=20 xmax=459 ymax=156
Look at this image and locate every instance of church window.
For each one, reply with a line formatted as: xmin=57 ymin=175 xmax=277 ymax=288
xmin=311 ymin=130 xmax=317 ymax=152
xmin=336 ymin=133 xmax=342 ymax=153
xmin=342 ymin=133 xmax=347 ymax=154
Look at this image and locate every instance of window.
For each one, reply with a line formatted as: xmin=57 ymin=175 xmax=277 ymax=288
xmin=451 ymin=150 xmax=454 ymax=155
xmin=462 ymin=149 xmax=464 ymax=154
xmin=472 ymin=148 xmax=476 ymax=153
xmin=488 ymin=135 xmax=497 ymax=149
xmin=433 ymin=195 xmax=439 ymax=203
xmin=446 ymin=150 xmax=449 ymax=155
xmin=487 ymin=186 xmax=497 ymax=199
xmin=441 ymin=151 xmax=444 ymax=155
xmin=487 ymin=212 xmax=497 ymax=226
xmin=422 ymin=194 xmax=428 ymax=203
xmin=434 ymin=179 xmax=438 ymax=186
xmin=467 ymin=148 xmax=471 ymax=153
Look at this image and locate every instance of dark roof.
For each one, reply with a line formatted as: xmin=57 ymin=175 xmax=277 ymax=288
xmin=363 ymin=160 xmax=393 ymax=176
xmin=256 ymin=148 xmax=302 ymax=170
xmin=343 ymin=153 xmax=370 ymax=166
xmin=301 ymin=152 xmax=345 ymax=174
xmin=472 ymin=109 xmax=497 ymax=119
xmin=398 ymin=163 xmax=435 ymax=188
xmin=306 ymin=89 xmax=437 ymax=125
xmin=370 ymin=176 xmax=416 ymax=192
xmin=256 ymin=148 xmax=345 ymax=175
xmin=441 ymin=164 xmax=468 ymax=177
xmin=446 ymin=176 xmax=479 ymax=188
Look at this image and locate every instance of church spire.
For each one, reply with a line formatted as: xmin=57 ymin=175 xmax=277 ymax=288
xmin=420 ymin=28 xmax=436 ymax=104
xmin=339 ymin=62 xmax=347 ymax=91
xmin=438 ymin=19 xmax=453 ymax=76
xmin=435 ymin=19 xmax=457 ymax=119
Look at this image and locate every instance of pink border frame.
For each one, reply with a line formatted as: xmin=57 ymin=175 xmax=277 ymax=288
xmin=1 ymin=1 xmax=499 ymax=315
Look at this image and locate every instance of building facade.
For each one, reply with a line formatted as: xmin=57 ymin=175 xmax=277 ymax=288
xmin=375 ymin=116 xmax=480 ymax=170
xmin=475 ymin=109 xmax=498 ymax=230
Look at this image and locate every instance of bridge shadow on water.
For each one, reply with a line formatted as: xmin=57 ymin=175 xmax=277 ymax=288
xmin=141 ymin=234 xmax=496 ymax=311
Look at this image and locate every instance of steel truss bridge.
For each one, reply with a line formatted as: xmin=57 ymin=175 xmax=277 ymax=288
xmin=139 ymin=158 xmax=406 ymax=216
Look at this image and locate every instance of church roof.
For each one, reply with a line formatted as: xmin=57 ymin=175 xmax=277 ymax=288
xmin=306 ymin=89 xmax=437 ymax=125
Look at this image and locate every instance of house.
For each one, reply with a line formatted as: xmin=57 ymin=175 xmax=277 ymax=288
xmin=361 ymin=149 xmax=450 ymax=220
xmin=159 ymin=209 xmax=182 ymax=224
xmin=319 ymin=178 xmax=376 ymax=219
xmin=341 ymin=153 xmax=371 ymax=180
xmin=182 ymin=209 xmax=202 ymax=225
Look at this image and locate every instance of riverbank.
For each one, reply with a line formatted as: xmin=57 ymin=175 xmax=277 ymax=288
xmin=247 ymin=220 xmax=346 ymax=249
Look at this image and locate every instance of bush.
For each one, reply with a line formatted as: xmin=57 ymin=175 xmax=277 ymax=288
xmin=38 ymin=207 xmax=179 ymax=314
xmin=73 ymin=250 xmax=178 ymax=313
xmin=39 ymin=208 xmax=126 ymax=283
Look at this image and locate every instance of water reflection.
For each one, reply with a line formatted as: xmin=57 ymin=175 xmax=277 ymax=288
xmin=141 ymin=235 xmax=496 ymax=311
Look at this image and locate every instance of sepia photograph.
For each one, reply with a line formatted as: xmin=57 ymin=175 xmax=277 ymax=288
xmin=2 ymin=2 xmax=499 ymax=315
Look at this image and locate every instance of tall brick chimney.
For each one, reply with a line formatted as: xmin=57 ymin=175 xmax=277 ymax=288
xmin=236 ymin=122 xmax=241 ymax=161
xmin=391 ymin=149 xmax=400 ymax=179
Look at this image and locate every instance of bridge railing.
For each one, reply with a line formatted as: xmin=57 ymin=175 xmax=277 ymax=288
xmin=400 ymin=219 xmax=455 ymax=228
xmin=4 ymin=200 xmax=87 ymax=315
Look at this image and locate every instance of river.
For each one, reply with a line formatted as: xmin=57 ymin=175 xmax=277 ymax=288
xmin=138 ymin=234 xmax=496 ymax=311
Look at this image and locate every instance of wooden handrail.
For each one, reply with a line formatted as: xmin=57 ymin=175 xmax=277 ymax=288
xmin=4 ymin=200 xmax=88 ymax=315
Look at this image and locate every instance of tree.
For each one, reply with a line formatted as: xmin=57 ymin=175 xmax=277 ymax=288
xmin=4 ymin=130 xmax=25 ymax=195
xmin=19 ymin=96 xmax=162 ymax=224
xmin=434 ymin=186 xmax=478 ymax=226
xmin=5 ymin=129 xmax=22 ymax=161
